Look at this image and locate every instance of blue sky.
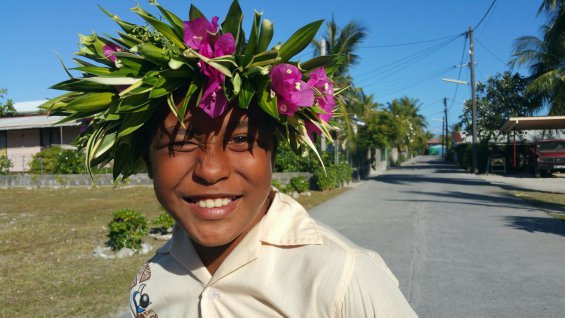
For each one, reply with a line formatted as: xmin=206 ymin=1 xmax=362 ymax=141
xmin=0 ymin=0 xmax=544 ymax=136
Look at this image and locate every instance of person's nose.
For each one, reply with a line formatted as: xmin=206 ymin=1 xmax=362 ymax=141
xmin=193 ymin=143 xmax=231 ymax=185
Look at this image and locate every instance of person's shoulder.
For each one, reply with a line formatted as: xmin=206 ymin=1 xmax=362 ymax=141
xmin=314 ymin=221 xmax=400 ymax=284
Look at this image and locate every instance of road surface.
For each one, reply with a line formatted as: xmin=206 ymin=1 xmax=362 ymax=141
xmin=310 ymin=155 xmax=565 ymax=318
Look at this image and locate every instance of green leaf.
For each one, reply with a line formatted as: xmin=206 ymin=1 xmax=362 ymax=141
xmin=232 ymin=73 xmax=242 ymax=94
xmin=118 ymin=93 xmax=151 ymax=112
xmin=80 ymin=77 xmax=139 ymax=86
xmin=94 ymin=131 xmax=118 ymax=160
xmin=238 ymin=80 xmax=255 ymax=109
xmin=72 ymin=66 xmax=111 ymax=76
xmin=189 ymin=4 xmax=206 ymax=20
xmin=131 ymin=4 xmax=185 ymax=49
xmin=184 ymin=48 xmax=234 ymax=77
xmin=39 ymin=92 xmax=79 ymax=111
xmin=98 ymin=5 xmax=136 ymax=33
xmin=297 ymin=123 xmax=325 ymax=172
xmin=242 ymin=65 xmax=270 ymax=77
xmin=50 ymin=79 xmax=117 ymax=93
xmin=132 ymin=43 xmax=170 ymax=65
xmin=333 ymin=86 xmax=349 ymax=96
xmin=300 ymin=54 xmax=343 ymax=73
xmin=149 ymin=77 xmax=184 ymax=99
xmin=66 ymin=92 xmax=116 ymax=112
xmin=247 ymin=50 xmax=279 ymax=67
xmin=243 ymin=11 xmax=262 ymax=64
xmin=278 ymin=20 xmax=323 ymax=63
xmin=111 ymin=52 xmax=150 ymax=72
xmin=221 ymin=0 xmax=244 ymax=50
xmin=154 ymin=3 xmax=185 ymax=38
xmin=117 ymin=108 xmax=156 ymax=138
xmin=258 ymin=89 xmax=279 ymax=119
xmin=117 ymin=32 xmax=143 ymax=47
xmin=256 ymin=19 xmax=274 ymax=53
xmin=177 ymin=79 xmax=201 ymax=120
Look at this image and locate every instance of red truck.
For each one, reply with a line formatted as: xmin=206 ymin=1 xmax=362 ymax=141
xmin=531 ymin=139 xmax=565 ymax=177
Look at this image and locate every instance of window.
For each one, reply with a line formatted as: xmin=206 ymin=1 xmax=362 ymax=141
xmin=0 ymin=131 xmax=6 ymax=154
xmin=40 ymin=127 xmax=61 ymax=147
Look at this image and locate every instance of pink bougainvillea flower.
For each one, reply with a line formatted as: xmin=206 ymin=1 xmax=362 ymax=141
xmin=305 ymin=120 xmax=321 ymax=141
xmin=183 ymin=17 xmax=219 ymax=50
xmin=200 ymin=79 xmax=228 ymax=118
xmin=102 ymin=43 xmax=122 ymax=63
xmin=307 ymin=67 xmax=335 ymax=123
xmin=270 ymin=64 xmax=314 ymax=116
xmin=214 ymin=33 xmax=236 ymax=56
xmin=183 ymin=16 xmax=235 ymax=118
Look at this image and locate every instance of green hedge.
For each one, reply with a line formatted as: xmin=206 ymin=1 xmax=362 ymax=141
xmin=313 ymin=163 xmax=353 ymax=191
xmin=0 ymin=156 xmax=12 ymax=175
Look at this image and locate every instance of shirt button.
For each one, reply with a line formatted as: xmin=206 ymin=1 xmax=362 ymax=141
xmin=207 ymin=287 xmax=220 ymax=300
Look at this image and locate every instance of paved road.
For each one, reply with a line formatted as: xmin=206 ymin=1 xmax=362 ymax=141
xmin=310 ymin=155 xmax=565 ymax=318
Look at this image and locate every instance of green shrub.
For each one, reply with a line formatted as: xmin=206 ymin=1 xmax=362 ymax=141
xmin=152 ymin=211 xmax=175 ymax=232
xmin=54 ymin=149 xmax=86 ymax=174
xmin=29 ymin=146 xmax=62 ymax=174
xmin=0 ymin=155 xmax=12 ymax=175
xmin=274 ymin=142 xmax=313 ymax=172
xmin=314 ymin=166 xmax=339 ymax=191
xmin=289 ymin=176 xmax=309 ymax=193
xmin=107 ymin=209 xmax=148 ymax=251
xmin=335 ymin=163 xmax=352 ymax=184
xmin=271 ymin=179 xmax=283 ymax=190
xmin=314 ymin=163 xmax=353 ymax=191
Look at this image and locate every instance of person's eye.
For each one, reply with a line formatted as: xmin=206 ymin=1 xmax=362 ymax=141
xmin=228 ymin=135 xmax=252 ymax=151
xmin=170 ymin=139 xmax=198 ymax=152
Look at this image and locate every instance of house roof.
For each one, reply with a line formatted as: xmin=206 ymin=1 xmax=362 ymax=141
xmin=500 ymin=116 xmax=565 ymax=132
xmin=0 ymin=115 xmax=79 ymax=131
xmin=13 ymin=100 xmax=48 ymax=114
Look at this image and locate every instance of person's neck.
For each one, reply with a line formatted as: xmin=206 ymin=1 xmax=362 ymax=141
xmin=192 ymin=239 xmax=239 ymax=275
xmin=191 ymin=192 xmax=273 ymax=275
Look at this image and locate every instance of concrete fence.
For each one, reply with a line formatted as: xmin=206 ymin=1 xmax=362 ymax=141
xmin=0 ymin=172 xmax=314 ymax=189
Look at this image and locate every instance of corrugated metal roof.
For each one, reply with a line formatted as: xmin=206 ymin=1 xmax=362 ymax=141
xmin=501 ymin=116 xmax=565 ymax=132
xmin=13 ymin=100 xmax=48 ymax=114
xmin=0 ymin=115 xmax=79 ymax=131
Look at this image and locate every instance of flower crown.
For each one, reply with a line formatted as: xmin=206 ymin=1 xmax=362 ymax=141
xmin=41 ymin=0 xmax=344 ymax=180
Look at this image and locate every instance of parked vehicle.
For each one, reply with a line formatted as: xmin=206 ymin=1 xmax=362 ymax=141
xmin=531 ymin=139 xmax=565 ymax=177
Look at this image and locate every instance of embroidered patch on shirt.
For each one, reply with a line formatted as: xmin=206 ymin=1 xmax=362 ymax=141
xmin=131 ymin=264 xmax=158 ymax=318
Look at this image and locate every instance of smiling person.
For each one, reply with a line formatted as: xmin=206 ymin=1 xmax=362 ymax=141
xmin=43 ymin=1 xmax=418 ymax=317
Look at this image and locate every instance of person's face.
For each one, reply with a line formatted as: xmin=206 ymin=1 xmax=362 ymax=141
xmin=148 ymin=106 xmax=273 ymax=247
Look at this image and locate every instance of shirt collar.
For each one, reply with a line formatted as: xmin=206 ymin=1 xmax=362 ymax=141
xmin=159 ymin=189 xmax=324 ymax=285
xmin=258 ymin=190 xmax=324 ymax=247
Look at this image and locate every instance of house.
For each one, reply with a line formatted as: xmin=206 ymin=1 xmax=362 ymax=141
xmin=0 ymin=100 xmax=80 ymax=172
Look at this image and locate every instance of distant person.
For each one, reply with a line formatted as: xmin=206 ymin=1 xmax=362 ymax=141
xmin=43 ymin=1 xmax=418 ymax=317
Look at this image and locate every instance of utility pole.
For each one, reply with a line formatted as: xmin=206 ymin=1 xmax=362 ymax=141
xmin=444 ymin=97 xmax=448 ymax=158
xmin=320 ymin=38 xmax=327 ymax=152
xmin=441 ymin=118 xmax=445 ymax=158
xmin=469 ymin=26 xmax=478 ymax=173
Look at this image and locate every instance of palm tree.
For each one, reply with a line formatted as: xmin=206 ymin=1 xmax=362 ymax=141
xmin=386 ymin=97 xmax=428 ymax=156
xmin=510 ymin=0 xmax=565 ymax=115
xmin=311 ymin=16 xmax=368 ymax=78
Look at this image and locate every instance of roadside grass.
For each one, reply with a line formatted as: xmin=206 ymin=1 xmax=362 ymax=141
xmin=1 ymin=185 xmax=350 ymax=317
xmin=510 ymin=190 xmax=565 ymax=220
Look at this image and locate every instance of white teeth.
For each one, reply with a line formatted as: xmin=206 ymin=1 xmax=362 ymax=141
xmin=196 ymin=198 xmax=232 ymax=208
xmin=205 ymin=199 xmax=214 ymax=208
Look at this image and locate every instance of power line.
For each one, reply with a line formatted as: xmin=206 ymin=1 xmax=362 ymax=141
xmin=358 ymin=33 xmax=464 ymax=49
xmin=448 ymin=34 xmax=469 ymax=113
xmin=354 ymin=34 xmax=463 ymax=83
xmin=475 ymin=36 xmax=507 ymax=66
xmin=474 ymin=0 xmax=497 ymax=29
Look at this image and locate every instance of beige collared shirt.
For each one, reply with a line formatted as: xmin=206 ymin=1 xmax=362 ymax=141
xmin=129 ymin=191 xmax=418 ymax=318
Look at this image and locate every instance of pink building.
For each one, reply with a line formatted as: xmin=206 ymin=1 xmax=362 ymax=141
xmin=0 ymin=101 xmax=80 ymax=172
